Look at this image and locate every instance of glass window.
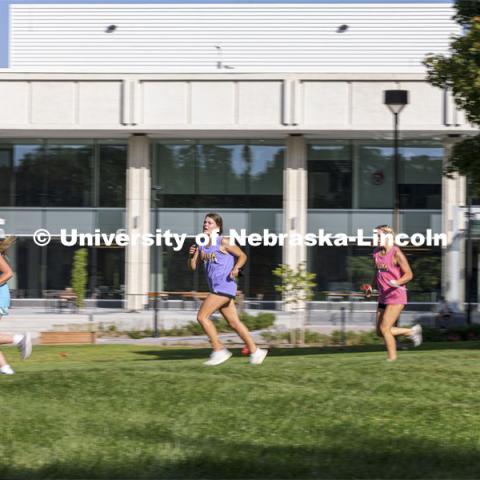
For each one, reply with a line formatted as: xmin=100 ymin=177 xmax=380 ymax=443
xmin=197 ymin=143 xmax=248 ymax=208
xmin=249 ymin=144 xmax=284 ymax=196
xmin=14 ymin=240 xmax=126 ymax=299
xmin=95 ymin=247 xmax=125 ymax=299
xmin=399 ymin=144 xmax=442 ymax=209
xmin=98 ymin=144 xmax=127 ymax=207
xmin=467 ymin=180 xmax=480 ymax=206
xmin=198 ymin=143 xmax=246 ymax=195
xmin=0 ymin=148 xmax=12 ymax=206
xmin=469 ymin=241 xmax=480 ymax=305
xmin=46 ymin=242 xmax=76 ymax=291
xmin=157 ymin=246 xmax=197 ymax=292
xmin=154 ymin=141 xmax=284 ymax=208
xmin=2 ymin=141 xmax=126 ymax=208
xmin=13 ymin=144 xmax=46 ymax=207
xmin=45 ymin=144 xmax=94 ymax=207
xmin=244 ymin=245 xmax=282 ymax=300
xmin=14 ymin=238 xmax=43 ymax=298
xmin=308 ymin=142 xmax=352 ymax=208
xmin=357 ymin=142 xmax=443 ymax=210
xmin=407 ymin=247 xmax=442 ymax=301
xmin=308 ymin=246 xmax=351 ymax=298
xmin=357 ymin=145 xmax=394 ymax=209
xmin=154 ymin=143 xmax=196 ymax=197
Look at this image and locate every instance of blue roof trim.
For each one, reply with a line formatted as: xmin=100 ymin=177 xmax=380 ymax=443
xmin=0 ymin=3 xmax=8 ymax=68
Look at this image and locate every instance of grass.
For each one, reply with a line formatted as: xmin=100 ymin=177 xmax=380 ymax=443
xmin=1 ymin=343 xmax=480 ymax=479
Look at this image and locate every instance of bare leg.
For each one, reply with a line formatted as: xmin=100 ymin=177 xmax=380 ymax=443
xmin=0 ymin=351 xmax=8 ymax=367
xmin=0 ymin=332 xmax=14 ymax=368
xmin=219 ymin=300 xmax=257 ymax=354
xmin=0 ymin=334 xmax=14 ymax=344
xmin=377 ymin=309 xmax=412 ymax=337
xmin=391 ymin=325 xmax=413 ymax=337
xmin=376 ymin=308 xmax=385 ymax=337
xmin=0 ymin=313 xmax=14 ymax=368
xmin=380 ymin=304 xmax=409 ymax=361
xmin=197 ymin=294 xmax=230 ymax=351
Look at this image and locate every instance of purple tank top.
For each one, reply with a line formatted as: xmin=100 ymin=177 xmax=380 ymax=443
xmin=199 ymin=236 xmax=237 ymax=297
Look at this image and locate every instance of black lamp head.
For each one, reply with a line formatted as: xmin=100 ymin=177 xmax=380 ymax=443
xmin=384 ymin=90 xmax=409 ymax=114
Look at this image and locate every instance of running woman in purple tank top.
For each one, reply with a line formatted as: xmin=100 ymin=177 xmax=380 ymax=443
xmin=364 ymin=225 xmax=422 ymax=362
xmin=188 ymin=213 xmax=268 ymax=366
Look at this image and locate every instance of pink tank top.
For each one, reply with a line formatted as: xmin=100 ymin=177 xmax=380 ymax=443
xmin=373 ymin=245 xmax=408 ymax=305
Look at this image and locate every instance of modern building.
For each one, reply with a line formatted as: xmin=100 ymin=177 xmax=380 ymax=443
xmin=0 ymin=1 xmax=475 ymax=310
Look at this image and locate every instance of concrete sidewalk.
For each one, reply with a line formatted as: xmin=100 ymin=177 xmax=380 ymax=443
xmin=0 ymin=307 xmax=377 ymax=340
xmin=1 ymin=306 xmax=476 ymax=341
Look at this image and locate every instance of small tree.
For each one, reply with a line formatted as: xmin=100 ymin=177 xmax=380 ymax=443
xmin=272 ymin=262 xmax=317 ymax=345
xmin=71 ymin=248 xmax=88 ymax=308
xmin=452 ymin=1 xmax=480 ymax=26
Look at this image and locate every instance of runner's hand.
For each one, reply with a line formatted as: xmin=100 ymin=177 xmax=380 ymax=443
xmin=362 ymin=284 xmax=373 ymax=298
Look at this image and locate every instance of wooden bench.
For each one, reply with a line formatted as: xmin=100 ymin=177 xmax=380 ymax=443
xmin=148 ymin=291 xmax=244 ymax=310
xmin=148 ymin=291 xmax=210 ymax=300
xmin=40 ymin=331 xmax=96 ymax=345
xmin=43 ymin=288 xmax=78 ymax=313
xmin=322 ymin=291 xmax=379 ymax=301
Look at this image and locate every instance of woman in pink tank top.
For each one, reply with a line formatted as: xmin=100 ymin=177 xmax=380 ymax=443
xmin=364 ymin=225 xmax=422 ymax=361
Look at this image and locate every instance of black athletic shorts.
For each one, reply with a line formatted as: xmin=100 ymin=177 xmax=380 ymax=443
xmin=211 ymin=291 xmax=236 ymax=300
xmin=378 ymin=303 xmax=406 ymax=309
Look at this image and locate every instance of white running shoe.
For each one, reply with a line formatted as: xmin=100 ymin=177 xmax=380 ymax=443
xmin=0 ymin=365 xmax=15 ymax=375
xmin=204 ymin=348 xmax=232 ymax=366
xmin=18 ymin=333 xmax=32 ymax=360
xmin=410 ymin=324 xmax=423 ymax=347
xmin=249 ymin=347 xmax=268 ymax=365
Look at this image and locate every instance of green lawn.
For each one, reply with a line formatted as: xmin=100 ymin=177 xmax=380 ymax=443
xmin=1 ymin=343 xmax=480 ymax=479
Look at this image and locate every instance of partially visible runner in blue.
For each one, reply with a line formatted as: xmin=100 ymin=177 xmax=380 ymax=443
xmin=188 ymin=213 xmax=268 ymax=366
xmin=0 ymin=236 xmax=32 ymax=375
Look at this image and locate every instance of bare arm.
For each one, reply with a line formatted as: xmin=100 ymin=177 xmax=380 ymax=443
xmin=0 ymin=255 xmax=13 ymax=286
xmin=393 ymin=249 xmax=413 ymax=286
xmin=363 ymin=255 xmax=377 ymax=298
xmin=187 ymin=244 xmax=200 ymax=271
xmin=222 ymin=238 xmax=247 ymax=279
xmin=364 ymin=273 xmax=377 ymax=298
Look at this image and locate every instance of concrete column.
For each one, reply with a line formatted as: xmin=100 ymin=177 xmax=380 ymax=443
xmin=283 ymin=135 xmax=307 ymax=269
xmin=125 ymin=134 xmax=151 ymax=311
xmin=442 ymin=137 xmax=466 ymax=307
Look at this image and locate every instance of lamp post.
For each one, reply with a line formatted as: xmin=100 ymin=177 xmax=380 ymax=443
xmin=384 ymin=90 xmax=409 ymax=234
xmin=152 ymin=185 xmax=163 ymax=337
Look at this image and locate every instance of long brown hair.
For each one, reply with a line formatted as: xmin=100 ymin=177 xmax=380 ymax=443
xmin=0 ymin=236 xmax=16 ymax=256
xmin=205 ymin=213 xmax=223 ymax=235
